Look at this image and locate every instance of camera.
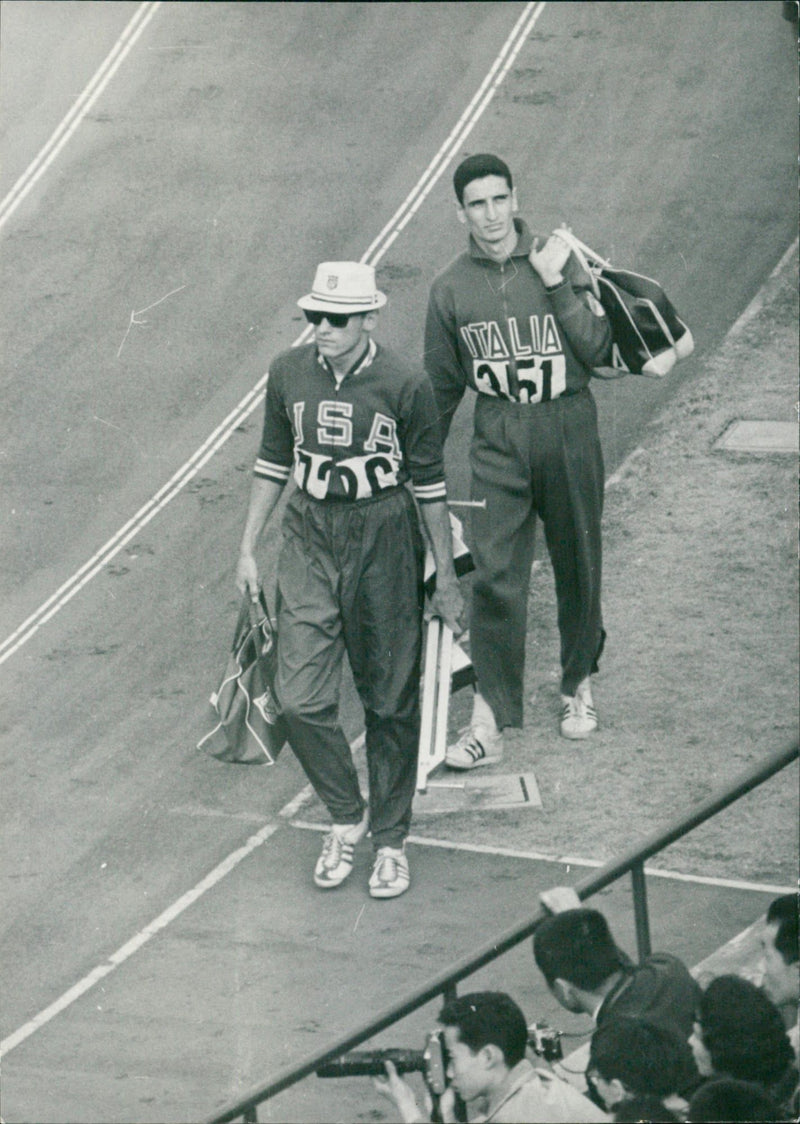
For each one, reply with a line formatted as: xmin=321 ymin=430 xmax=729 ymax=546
xmin=528 ymin=1021 xmax=563 ymax=1063
xmin=316 ymin=1029 xmax=448 ymax=1095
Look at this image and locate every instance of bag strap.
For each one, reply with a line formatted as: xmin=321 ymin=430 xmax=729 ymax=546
xmin=555 ymin=227 xmax=612 ymax=270
xmin=554 ymin=227 xmax=613 ymax=302
xmin=230 ymin=588 xmax=271 ymax=653
xmin=554 ymin=228 xmax=630 ymax=381
xmin=247 ymin=587 xmax=271 ymax=631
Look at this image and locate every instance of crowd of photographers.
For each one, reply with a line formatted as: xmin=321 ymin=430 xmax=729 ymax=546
xmin=342 ymin=890 xmax=798 ymax=1123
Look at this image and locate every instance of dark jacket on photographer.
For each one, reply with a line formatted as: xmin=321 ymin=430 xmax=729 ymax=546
xmin=596 ymin=951 xmax=700 ymax=1041
xmin=595 ymin=951 xmax=701 ymax=1099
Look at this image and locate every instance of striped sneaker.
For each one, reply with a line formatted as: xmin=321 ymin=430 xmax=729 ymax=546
xmin=369 ymin=846 xmax=410 ymax=899
xmin=560 ymin=677 xmax=598 ymax=739
xmin=313 ymin=810 xmax=368 ymax=889
xmin=445 ymin=727 xmax=504 ymax=770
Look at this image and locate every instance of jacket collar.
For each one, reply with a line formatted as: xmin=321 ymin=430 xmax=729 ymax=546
xmin=468 ymin=217 xmax=534 ymax=262
xmin=482 ymin=1058 xmax=536 ymax=1119
xmin=316 ymin=336 xmax=377 ymax=381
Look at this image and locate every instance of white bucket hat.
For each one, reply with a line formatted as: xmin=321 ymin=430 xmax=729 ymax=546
xmin=297 ymin=261 xmax=387 ymax=314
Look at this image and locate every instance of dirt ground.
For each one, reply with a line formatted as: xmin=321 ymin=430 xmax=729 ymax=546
xmin=412 ymin=245 xmax=799 ymax=887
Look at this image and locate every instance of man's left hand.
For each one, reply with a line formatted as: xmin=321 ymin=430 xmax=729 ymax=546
xmin=428 ymin=576 xmax=465 ymax=636
xmin=529 ymin=232 xmax=571 ymax=287
xmin=373 ymin=1060 xmax=428 ymax=1123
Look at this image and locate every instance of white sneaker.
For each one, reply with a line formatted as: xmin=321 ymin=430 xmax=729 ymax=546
xmin=560 ymin=677 xmax=598 ymax=739
xmin=445 ymin=726 xmax=504 ymax=770
xmin=313 ymin=809 xmax=368 ymax=889
xmin=369 ymin=846 xmax=410 ymax=899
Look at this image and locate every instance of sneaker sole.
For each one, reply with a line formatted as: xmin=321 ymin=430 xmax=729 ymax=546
xmin=445 ymin=753 xmax=503 ymax=771
xmin=314 ymin=867 xmax=353 ymax=888
xmin=369 ymin=881 xmax=410 ymax=899
xmin=560 ymin=724 xmax=597 ymax=740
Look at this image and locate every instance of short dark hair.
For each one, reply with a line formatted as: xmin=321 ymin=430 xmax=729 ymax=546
xmin=766 ymin=893 xmax=799 ymax=965
xmin=698 ymin=974 xmax=794 ymax=1087
xmin=453 ymin=153 xmax=513 ymax=205
xmin=590 ymin=1016 xmax=697 ymax=1098
xmin=687 ymin=1077 xmax=782 ymax=1122
xmin=613 ymin=1093 xmax=681 ymax=1122
xmin=438 ymin=991 xmax=528 ymax=1068
xmin=533 ymin=908 xmax=626 ymax=990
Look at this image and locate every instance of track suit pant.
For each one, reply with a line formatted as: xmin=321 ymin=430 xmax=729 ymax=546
xmin=274 ymin=487 xmax=424 ymax=850
xmin=469 ymin=388 xmax=605 ymax=729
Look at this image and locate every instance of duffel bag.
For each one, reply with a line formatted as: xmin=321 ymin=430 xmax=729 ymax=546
xmin=558 ymin=229 xmax=694 ymax=378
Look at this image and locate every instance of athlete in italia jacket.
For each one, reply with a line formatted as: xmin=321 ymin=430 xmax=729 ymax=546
xmin=254 ymin=337 xmax=447 ymax=506
xmin=424 ymin=218 xmax=611 ymax=439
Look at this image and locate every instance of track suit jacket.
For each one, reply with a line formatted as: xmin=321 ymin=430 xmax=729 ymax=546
xmin=254 ymin=338 xmax=446 ymax=847
xmin=424 ymin=218 xmax=612 ymax=718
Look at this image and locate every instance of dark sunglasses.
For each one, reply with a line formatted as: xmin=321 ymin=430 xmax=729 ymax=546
xmin=303 ymin=309 xmax=358 ymax=329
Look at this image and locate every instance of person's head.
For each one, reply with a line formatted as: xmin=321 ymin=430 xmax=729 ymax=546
xmin=760 ymin=893 xmax=799 ymax=1010
xmin=437 ymin=991 xmax=527 ymax=1104
xmin=612 ymin=1093 xmax=681 ymax=1122
xmin=533 ymin=908 xmax=627 ymax=1012
xmin=687 ymin=1077 xmax=782 ymax=1122
xmin=588 ymin=1016 xmax=698 ymax=1110
xmin=297 ymin=261 xmax=386 ymax=367
xmin=452 ymin=153 xmax=517 ymax=252
xmin=690 ymin=974 xmax=794 ymax=1087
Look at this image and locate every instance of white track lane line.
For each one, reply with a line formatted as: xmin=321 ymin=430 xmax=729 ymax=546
xmin=0 ymin=0 xmax=545 ymax=667
xmin=289 ymin=822 xmax=796 ymax=897
xmin=0 ymin=2 xmax=162 ymax=229
xmin=0 ymin=6 xmax=547 ymax=1057
xmin=0 ymin=822 xmax=280 ymax=1058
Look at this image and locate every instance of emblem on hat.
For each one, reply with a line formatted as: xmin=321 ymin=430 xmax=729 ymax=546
xmin=326 ymin=274 xmax=338 ymax=290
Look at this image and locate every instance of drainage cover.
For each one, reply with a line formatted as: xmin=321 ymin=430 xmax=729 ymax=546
xmin=415 ymin=771 xmax=542 ymax=813
xmin=715 ymin=420 xmax=798 ymax=454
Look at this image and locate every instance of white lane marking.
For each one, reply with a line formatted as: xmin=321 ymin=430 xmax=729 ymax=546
xmin=288 ymin=821 xmax=795 ymax=896
xmin=0 ymin=2 xmax=162 ymax=230
xmin=0 ymin=821 xmax=281 ymax=1059
xmin=0 ymin=2 xmax=545 ymax=667
xmin=728 ymin=237 xmax=799 ymax=334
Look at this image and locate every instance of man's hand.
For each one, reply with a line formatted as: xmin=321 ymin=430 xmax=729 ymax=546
xmin=438 ymin=1086 xmax=460 ymax=1123
xmin=540 ymin=885 xmax=582 ymax=914
xmin=235 ymin=476 xmax=283 ymax=600
xmin=235 ymin=551 xmax=260 ymax=601
xmin=373 ymin=1060 xmax=428 ymax=1123
xmin=529 ymin=232 xmax=571 ymax=288
xmin=428 ymin=574 xmax=465 ymax=636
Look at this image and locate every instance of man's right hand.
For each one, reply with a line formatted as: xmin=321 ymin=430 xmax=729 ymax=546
xmin=235 ymin=552 xmax=260 ymax=601
xmin=540 ymin=886 xmax=582 ymax=914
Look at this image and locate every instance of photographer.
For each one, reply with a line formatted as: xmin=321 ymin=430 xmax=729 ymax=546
xmin=373 ymin=991 xmax=608 ymax=1122
xmin=533 ymin=894 xmax=699 ymax=1042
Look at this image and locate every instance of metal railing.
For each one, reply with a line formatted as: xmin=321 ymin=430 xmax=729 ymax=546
xmin=204 ymin=741 xmax=798 ymax=1124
